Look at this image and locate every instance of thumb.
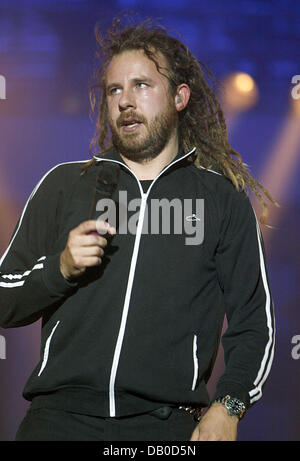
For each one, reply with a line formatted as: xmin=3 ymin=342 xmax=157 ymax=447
xmin=96 ymin=220 xmax=116 ymax=236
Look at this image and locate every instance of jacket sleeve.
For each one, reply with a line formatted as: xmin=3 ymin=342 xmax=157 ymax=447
xmin=213 ymin=189 xmax=275 ymax=409
xmin=0 ymin=165 xmax=78 ymax=328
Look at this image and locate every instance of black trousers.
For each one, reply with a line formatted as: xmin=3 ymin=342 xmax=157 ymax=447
xmin=15 ymin=406 xmax=198 ymax=441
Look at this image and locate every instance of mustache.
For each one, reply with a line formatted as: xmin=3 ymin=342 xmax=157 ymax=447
xmin=116 ymin=111 xmax=147 ymax=128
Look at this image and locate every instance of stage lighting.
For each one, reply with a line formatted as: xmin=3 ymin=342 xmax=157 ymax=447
xmin=221 ymin=71 xmax=259 ymax=112
xmin=234 ymin=73 xmax=255 ymax=93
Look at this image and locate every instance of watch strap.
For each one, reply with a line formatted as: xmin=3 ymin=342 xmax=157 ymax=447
xmin=213 ymin=395 xmax=246 ymax=420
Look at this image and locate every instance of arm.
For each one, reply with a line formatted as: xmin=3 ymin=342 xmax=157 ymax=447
xmin=191 ymin=189 xmax=275 ymax=441
xmin=0 ymin=164 xmax=116 ymax=329
xmin=0 ymin=165 xmax=77 ymax=328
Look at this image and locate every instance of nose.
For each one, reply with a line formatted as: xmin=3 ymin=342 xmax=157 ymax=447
xmin=118 ymin=88 xmax=136 ymax=111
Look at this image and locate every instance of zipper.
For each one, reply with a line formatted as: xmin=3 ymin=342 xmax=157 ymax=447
xmin=94 ymin=147 xmax=196 ymax=416
xmin=38 ymin=320 xmax=60 ymax=377
xmin=108 ymin=192 xmax=148 ymax=416
xmin=191 ymin=334 xmax=198 ymax=391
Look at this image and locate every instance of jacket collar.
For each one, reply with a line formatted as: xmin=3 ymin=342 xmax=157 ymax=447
xmin=93 ymin=146 xmax=196 ymax=168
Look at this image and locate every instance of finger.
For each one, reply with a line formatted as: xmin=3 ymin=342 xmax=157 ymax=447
xmin=95 ymin=220 xmax=116 ymax=236
xmin=77 ymin=234 xmax=108 ymax=248
xmin=75 ymin=220 xmax=100 ymax=235
xmin=106 ymin=225 xmax=116 ymax=236
xmin=81 ymin=256 xmax=102 ymax=267
xmin=76 ymin=246 xmax=105 ymax=258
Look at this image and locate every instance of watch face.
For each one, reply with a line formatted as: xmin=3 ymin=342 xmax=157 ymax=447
xmin=225 ymin=398 xmax=244 ymax=415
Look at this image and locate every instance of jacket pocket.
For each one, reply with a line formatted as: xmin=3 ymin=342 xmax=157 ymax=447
xmin=191 ymin=334 xmax=198 ymax=391
xmin=38 ymin=320 xmax=60 ymax=377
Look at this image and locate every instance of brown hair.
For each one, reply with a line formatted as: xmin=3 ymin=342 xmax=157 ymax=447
xmin=84 ymin=16 xmax=279 ymax=225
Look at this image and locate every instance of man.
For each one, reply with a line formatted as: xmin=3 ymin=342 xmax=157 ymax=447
xmin=0 ymin=20 xmax=275 ymax=441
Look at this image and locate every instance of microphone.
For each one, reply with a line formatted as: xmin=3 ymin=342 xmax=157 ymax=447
xmin=88 ymin=161 xmax=120 ymax=236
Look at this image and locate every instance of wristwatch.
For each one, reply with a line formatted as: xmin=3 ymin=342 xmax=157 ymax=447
xmin=213 ymin=395 xmax=246 ymax=420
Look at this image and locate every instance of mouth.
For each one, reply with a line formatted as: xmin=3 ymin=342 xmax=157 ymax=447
xmin=121 ymin=119 xmax=143 ymax=132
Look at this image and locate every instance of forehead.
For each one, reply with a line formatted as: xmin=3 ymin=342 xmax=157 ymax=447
xmin=105 ymin=49 xmax=169 ymax=83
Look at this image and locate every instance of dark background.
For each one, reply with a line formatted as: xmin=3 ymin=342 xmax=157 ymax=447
xmin=0 ymin=0 xmax=299 ymax=441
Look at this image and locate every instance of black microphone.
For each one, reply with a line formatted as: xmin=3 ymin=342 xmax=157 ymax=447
xmin=88 ymin=161 xmax=120 ymax=236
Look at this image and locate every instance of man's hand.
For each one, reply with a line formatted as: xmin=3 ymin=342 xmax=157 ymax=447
xmin=60 ymin=220 xmax=116 ymax=280
xmin=189 ymin=402 xmax=238 ymax=441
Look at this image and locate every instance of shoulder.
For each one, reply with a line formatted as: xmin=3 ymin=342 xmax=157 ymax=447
xmin=189 ymin=163 xmax=254 ymax=229
xmin=189 ymin=163 xmax=250 ymax=204
xmin=43 ymin=158 xmax=92 ymax=179
xmin=31 ymin=158 xmax=92 ymax=195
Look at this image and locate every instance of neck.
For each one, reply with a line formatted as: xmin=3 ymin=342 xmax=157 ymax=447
xmin=119 ymin=131 xmax=179 ymax=180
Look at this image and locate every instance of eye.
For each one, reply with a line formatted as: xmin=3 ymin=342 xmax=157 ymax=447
xmin=109 ymin=87 xmax=121 ymax=95
xmin=136 ymin=82 xmax=148 ymax=89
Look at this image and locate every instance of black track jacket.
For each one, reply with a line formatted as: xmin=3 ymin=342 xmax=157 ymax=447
xmin=0 ymin=147 xmax=275 ymax=417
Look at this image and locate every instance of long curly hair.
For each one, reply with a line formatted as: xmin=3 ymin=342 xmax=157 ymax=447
xmin=84 ymin=16 xmax=279 ymax=226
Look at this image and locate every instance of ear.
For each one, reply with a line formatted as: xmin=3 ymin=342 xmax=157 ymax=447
xmin=174 ymin=84 xmax=190 ymax=112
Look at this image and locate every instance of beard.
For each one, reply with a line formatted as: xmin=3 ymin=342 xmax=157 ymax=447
xmin=108 ymin=101 xmax=178 ymax=163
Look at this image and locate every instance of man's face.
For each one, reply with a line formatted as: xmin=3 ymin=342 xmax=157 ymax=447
xmin=105 ymin=49 xmax=178 ymax=163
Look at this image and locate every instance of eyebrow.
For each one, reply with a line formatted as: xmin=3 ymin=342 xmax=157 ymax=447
xmin=106 ymin=77 xmax=155 ymax=93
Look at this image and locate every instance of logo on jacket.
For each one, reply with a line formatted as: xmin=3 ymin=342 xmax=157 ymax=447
xmin=185 ymin=214 xmax=201 ymax=222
